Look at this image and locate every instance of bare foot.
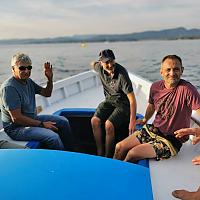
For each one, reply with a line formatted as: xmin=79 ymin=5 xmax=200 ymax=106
xmin=192 ymin=155 xmax=200 ymax=165
xmin=172 ymin=187 xmax=200 ymax=200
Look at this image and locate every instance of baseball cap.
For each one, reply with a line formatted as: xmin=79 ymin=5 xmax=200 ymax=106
xmin=99 ymin=49 xmax=115 ymax=62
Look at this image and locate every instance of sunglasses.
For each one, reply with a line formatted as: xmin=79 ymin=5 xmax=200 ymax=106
xmin=18 ymin=66 xmax=32 ymax=71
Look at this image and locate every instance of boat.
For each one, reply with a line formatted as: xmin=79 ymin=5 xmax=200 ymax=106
xmin=80 ymin=42 xmax=87 ymax=48
xmin=0 ymin=70 xmax=199 ymax=200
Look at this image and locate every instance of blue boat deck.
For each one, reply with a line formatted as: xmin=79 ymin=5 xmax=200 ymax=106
xmin=0 ymin=150 xmax=153 ymax=200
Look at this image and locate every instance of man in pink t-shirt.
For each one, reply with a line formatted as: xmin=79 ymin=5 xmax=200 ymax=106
xmin=113 ymin=55 xmax=200 ymax=162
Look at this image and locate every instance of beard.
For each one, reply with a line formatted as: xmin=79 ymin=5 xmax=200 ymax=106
xmin=166 ymin=77 xmax=180 ymax=87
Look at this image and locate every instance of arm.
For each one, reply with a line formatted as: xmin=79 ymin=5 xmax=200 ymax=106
xmin=40 ymin=62 xmax=53 ymax=97
xmin=90 ymin=61 xmax=99 ymax=70
xmin=137 ymin=103 xmax=155 ymax=125
xmin=144 ymin=103 xmax=155 ymax=122
xmin=127 ymin=92 xmax=137 ymax=135
xmin=174 ymin=108 xmax=200 ymax=144
xmin=175 ymin=127 xmax=200 ymax=137
xmin=9 ymin=109 xmax=58 ymax=131
xmin=174 ymin=127 xmax=200 ymax=145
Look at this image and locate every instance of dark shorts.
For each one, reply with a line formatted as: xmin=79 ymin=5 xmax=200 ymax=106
xmin=134 ymin=124 xmax=178 ymax=161
xmin=94 ymin=100 xmax=130 ymax=139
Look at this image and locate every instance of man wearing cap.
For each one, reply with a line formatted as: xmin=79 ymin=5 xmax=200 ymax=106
xmin=0 ymin=52 xmax=73 ymax=150
xmin=91 ymin=49 xmax=137 ymax=157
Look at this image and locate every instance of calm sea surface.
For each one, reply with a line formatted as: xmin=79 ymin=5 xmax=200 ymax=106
xmin=0 ymin=40 xmax=199 ymax=90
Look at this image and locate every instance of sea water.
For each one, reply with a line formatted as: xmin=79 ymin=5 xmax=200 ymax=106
xmin=0 ymin=39 xmax=199 ymax=91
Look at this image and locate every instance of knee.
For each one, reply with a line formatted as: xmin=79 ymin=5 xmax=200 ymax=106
xmin=57 ymin=116 xmax=72 ymax=133
xmin=58 ymin=116 xmax=70 ymax=126
xmin=126 ymin=149 xmax=136 ymax=159
xmin=115 ymin=141 xmax=125 ymax=152
xmin=105 ymin=120 xmax=114 ymax=136
xmin=49 ymin=133 xmax=61 ymax=142
xmin=48 ymin=133 xmax=64 ymax=149
xmin=91 ymin=116 xmax=101 ymax=128
xmin=49 ymin=133 xmax=64 ymax=150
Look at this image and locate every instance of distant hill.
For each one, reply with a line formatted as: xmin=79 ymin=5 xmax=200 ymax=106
xmin=1 ymin=27 xmax=200 ymax=45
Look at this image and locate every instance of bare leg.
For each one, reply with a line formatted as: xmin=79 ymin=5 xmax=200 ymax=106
xmin=113 ymin=132 xmax=141 ymax=160
xmin=105 ymin=120 xmax=115 ymax=158
xmin=172 ymin=186 xmax=200 ymax=200
xmin=124 ymin=143 xmax=156 ymax=162
xmin=192 ymin=155 xmax=200 ymax=165
xmin=91 ymin=116 xmax=104 ymax=156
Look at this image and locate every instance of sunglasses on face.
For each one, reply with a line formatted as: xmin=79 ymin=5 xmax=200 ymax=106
xmin=18 ymin=66 xmax=32 ymax=71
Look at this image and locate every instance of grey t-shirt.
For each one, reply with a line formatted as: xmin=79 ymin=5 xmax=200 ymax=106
xmin=94 ymin=62 xmax=133 ymax=105
xmin=0 ymin=76 xmax=42 ymax=129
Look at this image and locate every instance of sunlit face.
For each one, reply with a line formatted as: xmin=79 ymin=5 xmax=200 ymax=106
xmin=160 ymin=58 xmax=184 ymax=88
xmin=12 ymin=61 xmax=32 ymax=81
xmin=100 ymin=60 xmax=115 ymax=74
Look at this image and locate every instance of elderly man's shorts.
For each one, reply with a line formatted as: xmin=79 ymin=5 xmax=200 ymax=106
xmin=94 ymin=100 xmax=130 ymax=130
xmin=134 ymin=124 xmax=178 ymax=161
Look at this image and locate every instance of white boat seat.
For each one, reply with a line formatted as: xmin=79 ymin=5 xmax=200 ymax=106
xmin=0 ymin=130 xmax=41 ymax=149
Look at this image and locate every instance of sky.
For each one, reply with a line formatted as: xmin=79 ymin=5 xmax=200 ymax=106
xmin=0 ymin=0 xmax=200 ymax=39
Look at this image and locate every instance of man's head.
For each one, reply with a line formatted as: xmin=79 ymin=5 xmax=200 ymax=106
xmin=11 ymin=53 xmax=32 ymax=81
xmin=99 ymin=49 xmax=116 ymax=74
xmin=160 ymin=55 xmax=184 ymax=88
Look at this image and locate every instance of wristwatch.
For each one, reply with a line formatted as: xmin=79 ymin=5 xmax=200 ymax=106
xmin=38 ymin=121 xmax=44 ymax=128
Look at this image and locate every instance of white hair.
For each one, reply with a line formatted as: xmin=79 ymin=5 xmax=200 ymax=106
xmin=11 ymin=53 xmax=32 ymax=66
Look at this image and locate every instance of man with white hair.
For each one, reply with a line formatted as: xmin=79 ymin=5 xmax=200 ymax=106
xmin=0 ymin=53 xmax=73 ymax=150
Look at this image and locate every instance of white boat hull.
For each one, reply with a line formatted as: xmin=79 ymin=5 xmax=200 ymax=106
xmin=0 ymin=70 xmax=200 ymax=200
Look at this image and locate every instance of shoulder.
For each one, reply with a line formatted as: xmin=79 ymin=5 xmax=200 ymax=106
xmin=115 ymin=63 xmax=127 ymax=72
xmin=27 ymin=78 xmax=35 ymax=84
xmin=26 ymin=78 xmax=39 ymax=87
xmin=179 ymin=79 xmax=195 ymax=87
xmin=1 ymin=77 xmax=16 ymax=90
xmin=177 ymin=79 xmax=199 ymax=95
xmin=115 ymin=63 xmax=129 ymax=78
xmin=0 ymin=78 xmax=20 ymax=98
xmin=178 ymin=79 xmax=198 ymax=91
xmin=27 ymin=78 xmax=42 ymax=91
xmin=151 ymin=80 xmax=163 ymax=89
xmin=149 ymin=80 xmax=164 ymax=97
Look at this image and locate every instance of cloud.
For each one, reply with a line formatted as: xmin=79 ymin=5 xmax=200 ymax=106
xmin=0 ymin=0 xmax=200 ymax=39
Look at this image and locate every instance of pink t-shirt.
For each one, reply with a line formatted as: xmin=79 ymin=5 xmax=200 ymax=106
xmin=149 ymin=79 xmax=200 ymax=135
